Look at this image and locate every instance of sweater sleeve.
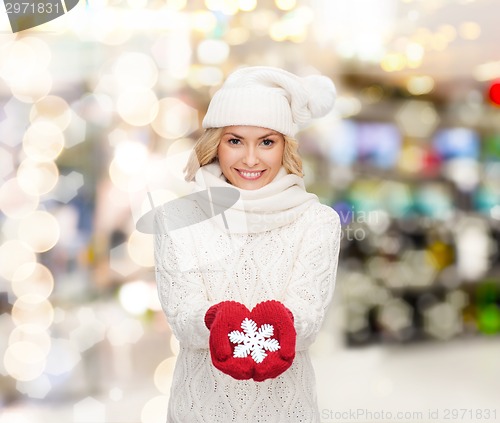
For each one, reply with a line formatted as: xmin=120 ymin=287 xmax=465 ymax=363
xmin=282 ymin=205 xmax=342 ymax=351
xmin=153 ymin=207 xmax=213 ymax=350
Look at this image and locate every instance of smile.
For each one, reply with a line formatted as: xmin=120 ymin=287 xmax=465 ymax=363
xmin=236 ymin=169 xmax=265 ymax=180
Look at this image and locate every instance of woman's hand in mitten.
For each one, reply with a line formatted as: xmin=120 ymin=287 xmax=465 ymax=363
xmin=205 ymin=301 xmax=255 ymax=380
xmin=249 ymin=300 xmax=296 ymax=382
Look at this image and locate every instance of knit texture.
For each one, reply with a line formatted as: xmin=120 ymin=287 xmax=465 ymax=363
xmin=154 ymin=197 xmax=341 ymax=422
xmin=194 ymin=161 xmax=319 ymax=234
xmin=202 ymin=66 xmax=336 ymax=136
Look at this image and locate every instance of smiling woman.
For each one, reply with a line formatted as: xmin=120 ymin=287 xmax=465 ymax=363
xmin=217 ymin=126 xmax=285 ymax=190
xmin=183 ymin=125 xmax=304 ymax=184
xmin=154 ymin=66 xmax=341 ymax=423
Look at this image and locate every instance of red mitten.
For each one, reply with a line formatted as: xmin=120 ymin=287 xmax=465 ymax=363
xmin=205 ymin=301 xmax=255 ymax=380
xmin=249 ymin=300 xmax=296 ymax=382
xmin=205 ymin=300 xmax=296 ymax=382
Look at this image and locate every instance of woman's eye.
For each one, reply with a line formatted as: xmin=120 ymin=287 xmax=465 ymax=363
xmin=262 ymin=139 xmax=274 ymax=146
xmin=228 ymin=138 xmax=240 ymax=145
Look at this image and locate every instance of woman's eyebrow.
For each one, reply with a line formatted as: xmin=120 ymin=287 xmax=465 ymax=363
xmin=258 ymin=132 xmax=279 ymax=139
xmin=224 ymin=132 xmax=279 ymax=140
xmin=224 ymin=132 xmax=244 ymax=139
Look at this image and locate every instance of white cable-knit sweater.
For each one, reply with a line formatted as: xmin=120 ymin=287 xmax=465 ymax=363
xmin=154 ymin=163 xmax=341 ymax=423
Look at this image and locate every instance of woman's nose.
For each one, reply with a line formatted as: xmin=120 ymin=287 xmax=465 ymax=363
xmin=242 ymin=147 xmax=259 ymax=167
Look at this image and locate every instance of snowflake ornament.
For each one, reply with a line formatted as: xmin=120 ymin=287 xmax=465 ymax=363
xmin=228 ymin=318 xmax=281 ymax=363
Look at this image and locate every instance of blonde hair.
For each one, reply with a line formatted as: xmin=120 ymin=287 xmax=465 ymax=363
xmin=184 ymin=128 xmax=303 ymax=182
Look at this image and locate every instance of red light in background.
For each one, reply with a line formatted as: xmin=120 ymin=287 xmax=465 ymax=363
xmin=488 ymin=80 xmax=500 ymax=106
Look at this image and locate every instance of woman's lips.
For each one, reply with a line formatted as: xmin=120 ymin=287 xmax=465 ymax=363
xmin=236 ymin=169 xmax=266 ymax=180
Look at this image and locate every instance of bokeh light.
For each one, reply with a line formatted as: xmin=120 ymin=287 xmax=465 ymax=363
xmin=225 ymin=26 xmax=250 ymax=45
xmin=141 ymin=395 xmax=170 ymax=423
xmin=116 ymin=88 xmax=159 ymax=126
xmin=378 ymin=298 xmax=414 ymax=339
xmin=238 ymin=0 xmax=257 ymax=12
xmin=11 ymin=263 xmax=54 ymax=299
xmin=112 ymin=52 xmax=159 ymax=89
xmin=110 ymin=242 xmax=142 ymax=276
xmin=127 ymin=231 xmax=155 ymax=267
xmin=128 ymin=0 xmax=149 ymax=9
xmin=17 ymin=210 xmax=60 ymax=253
xmin=153 ymin=357 xmax=176 ymax=394
xmin=459 ymin=21 xmax=481 ymax=40
xmin=23 ymin=121 xmax=65 ymax=162
xmin=477 ymin=304 xmax=500 ymax=334
xmin=197 ymin=39 xmax=230 ymax=65
xmin=423 ymin=302 xmax=462 ymax=340
xmin=380 ymin=53 xmax=406 ymax=72
xmin=0 ymin=178 xmax=39 ymax=218
xmin=73 ymin=397 xmax=106 ymax=423
xmin=11 ymin=295 xmax=55 ymax=330
xmin=109 ymin=141 xmax=154 ymax=193
xmin=405 ymin=42 xmax=424 ymax=67
xmin=190 ymin=10 xmax=217 ymax=34
xmin=16 ymin=374 xmax=52 ymax=399
xmin=109 ymin=387 xmax=123 ymax=401
xmin=0 ymin=409 xmax=41 ymax=423
xmin=119 ymin=280 xmax=152 ymax=315
xmin=395 ymin=100 xmax=439 ymax=138
xmin=488 ymin=80 xmax=500 ymax=106
xmin=474 ymin=60 xmax=500 ymax=81
xmin=114 ymin=140 xmax=149 ymax=174
xmin=44 ymin=338 xmax=81 ymax=376
xmin=166 ymin=0 xmax=187 ymax=10
xmin=107 ymin=317 xmax=144 ymax=346
xmin=151 ymin=97 xmax=198 ymax=139
xmin=170 ymin=336 xmax=180 ymax=356
xmin=275 ymin=0 xmax=296 ymax=11
xmin=0 ymin=240 xmax=36 ymax=280
xmin=442 ymin=158 xmax=480 ymax=192
xmin=454 ymin=218 xmax=489 ymax=281
xmin=30 ymin=95 xmax=72 ymax=130
xmin=438 ymin=24 xmax=457 ymax=42
xmin=0 ymin=38 xmax=51 ymax=104
xmin=10 ymin=70 xmax=52 ymax=104
xmin=17 ymin=159 xmax=59 ymax=196
xmin=9 ymin=324 xmax=52 ymax=355
xmin=188 ymin=65 xmax=224 ymax=87
xmin=205 ymin=0 xmax=239 ymax=15
xmin=69 ymin=308 xmax=107 ymax=352
xmin=0 ymin=146 xmax=14 ymax=179
xmin=3 ymin=341 xmax=46 ymax=381
xmin=406 ymin=75 xmax=435 ymax=95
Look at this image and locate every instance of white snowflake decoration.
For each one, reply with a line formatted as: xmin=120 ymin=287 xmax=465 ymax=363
xmin=228 ymin=318 xmax=280 ymax=364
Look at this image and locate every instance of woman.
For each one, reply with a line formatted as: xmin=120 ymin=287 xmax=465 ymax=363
xmin=154 ymin=66 xmax=342 ymax=422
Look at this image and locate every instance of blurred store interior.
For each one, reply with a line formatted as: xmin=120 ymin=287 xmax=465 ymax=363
xmin=0 ymin=0 xmax=499 ymax=422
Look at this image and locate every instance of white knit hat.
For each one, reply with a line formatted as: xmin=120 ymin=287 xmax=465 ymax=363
xmin=202 ymin=66 xmax=336 ymax=137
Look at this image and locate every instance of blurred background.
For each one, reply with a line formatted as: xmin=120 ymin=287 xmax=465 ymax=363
xmin=1 ymin=0 xmax=500 ymax=422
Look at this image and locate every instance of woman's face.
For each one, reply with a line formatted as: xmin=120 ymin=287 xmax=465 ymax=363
xmin=217 ymin=125 xmax=285 ymax=190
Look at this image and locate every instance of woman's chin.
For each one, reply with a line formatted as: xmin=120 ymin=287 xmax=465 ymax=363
xmin=232 ymin=181 xmax=265 ymax=190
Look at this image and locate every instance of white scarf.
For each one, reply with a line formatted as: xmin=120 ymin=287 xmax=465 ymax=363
xmin=193 ymin=161 xmax=319 ymax=234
